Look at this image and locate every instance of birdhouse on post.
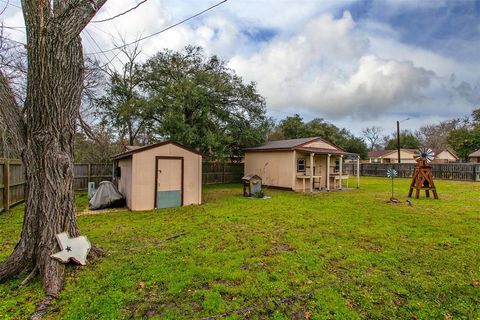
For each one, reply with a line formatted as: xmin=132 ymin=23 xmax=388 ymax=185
xmin=242 ymin=174 xmax=262 ymax=197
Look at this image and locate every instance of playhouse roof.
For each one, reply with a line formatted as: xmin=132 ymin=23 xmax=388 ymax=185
xmin=245 ymin=137 xmax=357 ymax=156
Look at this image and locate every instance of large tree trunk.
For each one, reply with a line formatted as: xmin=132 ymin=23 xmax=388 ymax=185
xmin=0 ymin=0 xmax=107 ymax=316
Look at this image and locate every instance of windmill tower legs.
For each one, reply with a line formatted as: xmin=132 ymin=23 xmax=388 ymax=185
xmin=408 ymin=160 xmax=438 ymax=199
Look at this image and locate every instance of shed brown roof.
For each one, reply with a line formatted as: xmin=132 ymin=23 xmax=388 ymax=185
xmin=125 ymin=145 xmax=142 ymax=151
xmin=112 ymin=140 xmax=204 ymax=160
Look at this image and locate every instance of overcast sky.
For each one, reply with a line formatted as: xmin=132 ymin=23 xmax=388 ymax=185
xmin=2 ymin=0 xmax=480 ymax=135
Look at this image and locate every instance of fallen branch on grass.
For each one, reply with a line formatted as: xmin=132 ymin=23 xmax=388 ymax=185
xmin=156 ymin=232 xmax=187 ymax=245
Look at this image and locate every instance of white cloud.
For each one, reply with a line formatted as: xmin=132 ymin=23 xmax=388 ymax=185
xmin=230 ymin=11 xmax=437 ymax=119
xmin=2 ymin=0 xmax=479 ymax=134
xmin=302 ymin=55 xmax=433 ymax=118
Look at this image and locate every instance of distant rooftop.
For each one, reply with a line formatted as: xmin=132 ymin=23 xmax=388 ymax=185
xmin=469 ymin=149 xmax=480 ymax=157
xmin=369 ymin=148 xmax=458 ymax=159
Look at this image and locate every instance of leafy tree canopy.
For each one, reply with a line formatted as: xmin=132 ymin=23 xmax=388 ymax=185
xmin=98 ymin=46 xmax=271 ymax=160
xmin=270 ymin=114 xmax=368 ymax=158
xmin=385 ymin=130 xmax=420 ymax=150
xmin=447 ymin=108 xmax=480 ymax=160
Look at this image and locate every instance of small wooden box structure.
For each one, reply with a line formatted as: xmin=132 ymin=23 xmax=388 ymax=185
xmin=242 ymin=174 xmax=262 ymax=197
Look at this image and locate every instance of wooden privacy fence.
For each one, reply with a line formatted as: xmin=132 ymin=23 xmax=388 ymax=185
xmin=0 ymin=159 xmax=25 ymax=211
xmin=0 ymin=161 xmax=113 ymax=212
xmin=0 ymin=161 xmax=244 ymax=211
xmin=76 ymin=162 xmax=245 ymax=187
xmin=202 ymin=162 xmax=244 ymax=184
xmin=344 ymin=163 xmax=480 ymax=182
xmin=74 ymin=163 xmax=113 ymax=191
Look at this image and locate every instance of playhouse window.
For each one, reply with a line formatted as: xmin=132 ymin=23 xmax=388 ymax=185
xmin=297 ymin=158 xmax=306 ymax=172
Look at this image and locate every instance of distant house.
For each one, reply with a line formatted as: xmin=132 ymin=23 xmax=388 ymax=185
xmin=469 ymin=149 xmax=480 ymax=163
xmin=368 ymin=148 xmax=458 ymax=164
xmin=244 ymin=137 xmax=360 ymax=192
xmin=434 ymin=149 xmax=459 ymax=163
xmin=368 ymin=149 xmax=417 ymax=164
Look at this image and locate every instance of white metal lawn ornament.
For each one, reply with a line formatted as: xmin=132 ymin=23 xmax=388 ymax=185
xmin=386 ymin=168 xmax=398 ymax=201
xmin=415 ymin=147 xmax=435 ymax=163
xmin=51 ymin=232 xmax=91 ymax=266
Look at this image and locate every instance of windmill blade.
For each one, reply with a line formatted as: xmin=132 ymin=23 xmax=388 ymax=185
xmin=386 ymin=168 xmax=398 ymax=178
xmin=415 ymin=147 xmax=435 ymax=163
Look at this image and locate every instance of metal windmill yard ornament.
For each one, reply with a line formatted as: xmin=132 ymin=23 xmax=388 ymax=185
xmin=387 ymin=168 xmax=399 ymax=202
xmin=408 ymin=147 xmax=438 ymax=199
xmin=415 ymin=147 xmax=435 ymax=163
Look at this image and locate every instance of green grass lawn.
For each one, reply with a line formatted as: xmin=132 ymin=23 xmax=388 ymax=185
xmin=0 ymin=177 xmax=479 ymax=319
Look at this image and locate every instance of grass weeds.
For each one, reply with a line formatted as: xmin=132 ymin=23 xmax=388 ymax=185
xmin=0 ymin=177 xmax=479 ymax=319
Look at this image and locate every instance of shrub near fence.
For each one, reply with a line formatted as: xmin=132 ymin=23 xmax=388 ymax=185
xmin=344 ymin=163 xmax=480 ymax=182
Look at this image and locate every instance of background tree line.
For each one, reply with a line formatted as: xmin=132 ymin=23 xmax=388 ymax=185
xmin=78 ymin=45 xmax=372 ymax=162
xmin=76 ymin=44 xmax=479 ymax=163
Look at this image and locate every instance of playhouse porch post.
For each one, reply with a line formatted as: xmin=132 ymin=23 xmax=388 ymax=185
xmin=326 ymin=154 xmax=331 ymax=191
xmin=339 ymin=155 xmax=343 ymax=190
xmin=310 ymin=153 xmax=314 ymax=192
xmin=356 ymin=155 xmax=360 ymax=188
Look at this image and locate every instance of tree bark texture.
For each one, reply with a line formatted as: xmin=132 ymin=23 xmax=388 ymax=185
xmin=0 ymin=0 xmax=107 ymax=303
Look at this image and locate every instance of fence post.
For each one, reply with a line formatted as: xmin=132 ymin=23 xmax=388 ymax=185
xmin=475 ymin=164 xmax=480 ymax=182
xmin=88 ymin=163 xmax=92 ymax=183
xmin=3 ymin=160 xmax=9 ymax=211
xmin=222 ymin=163 xmax=226 ymax=183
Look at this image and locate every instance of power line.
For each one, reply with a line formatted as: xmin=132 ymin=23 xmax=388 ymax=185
xmin=87 ymin=0 xmax=228 ymax=55
xmin=0 ymin=0 xmax=20 ymax=9
xmin=92 ymin=0 xmax=148 ymax=23
xmin=0 ymin=34 xmax=25 ymax=46
xmin=83 ymin=29 xmax=109 ymax=62
xmin=1 ymin=25 xmax=24 ymax=29
xmin=1 ymin=25 xmax=25 ymax=33
xmin=83 ymin=29 xmax=124 ymax=70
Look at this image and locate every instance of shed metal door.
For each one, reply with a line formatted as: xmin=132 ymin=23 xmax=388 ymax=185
xmin=156 ymin=158 xmax=182 ymax=208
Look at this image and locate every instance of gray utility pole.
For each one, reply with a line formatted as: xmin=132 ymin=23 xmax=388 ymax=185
xmin=397 ymin=120 xmax=401 ymax=164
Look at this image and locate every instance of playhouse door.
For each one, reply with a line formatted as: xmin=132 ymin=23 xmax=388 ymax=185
xmin=155 ymin=158 xmax=183 ymax=208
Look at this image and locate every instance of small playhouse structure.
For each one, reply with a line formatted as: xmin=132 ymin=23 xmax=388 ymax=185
xmin=244 ymin=137 xmax=360 ymax=192
xmin=112 ymin=141 xmax=203 ymax=211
